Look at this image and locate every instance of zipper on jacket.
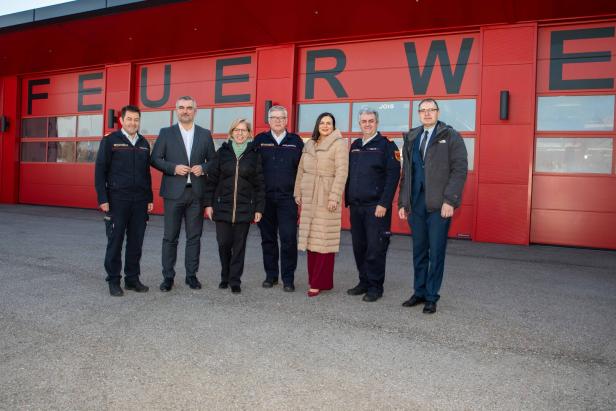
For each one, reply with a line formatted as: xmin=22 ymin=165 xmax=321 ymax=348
xmin=231 ymin=154 xmax=242 ymax=224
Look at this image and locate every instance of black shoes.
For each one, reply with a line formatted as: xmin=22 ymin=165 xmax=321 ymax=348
xmin=231 ymin=285 xmax=241 ymax=294
xmin=402 ymin=295 xmax=426 ymax=307
xmin=159 ymin=278 xmax=174 ymax=292
xmin=219 ymin=281 xmax=229 ymax=289
xmin=283 ymin=284 xmax=295 ymax=292
xmin=262 ymin=278 xmax=278 ymax=288
xmin=423 ymin=301 xmax=437 ymax=314
xmin=108 ymin=282 xmax=124 ymax=297
xmin=124 ymin=278 xmax=149 ymax=293
xmin=347 ymin=285 xmax=368 ymax=296
xmin=362 ymin=294 xmax=381 ymax=302
xmin=185 ymin=276 xmax=202 ymax=290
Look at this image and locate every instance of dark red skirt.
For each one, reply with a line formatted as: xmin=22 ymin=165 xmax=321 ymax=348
xmin=307 ymin=251 xmax=335 ymax=290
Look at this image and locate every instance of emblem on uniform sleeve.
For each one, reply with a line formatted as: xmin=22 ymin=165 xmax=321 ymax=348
xmin=394 ymin=150 xmax=401 ymax=161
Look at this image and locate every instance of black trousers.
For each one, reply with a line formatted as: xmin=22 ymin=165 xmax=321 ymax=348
xmin=257 ymin=197 xmax=298 ymax=285
xmin=216 ymin=221 xmax=250 ymax=286
xmin=104 ymin=197 xmax=148 ymax=283
xmin=162 ymin=186 xmax=204 ymax=279
xmin=350 ymin=205 xmax=392 ymax=296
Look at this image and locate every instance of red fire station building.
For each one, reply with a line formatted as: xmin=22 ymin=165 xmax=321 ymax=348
xmin=1 ymin=0 xmax=615 ymax=249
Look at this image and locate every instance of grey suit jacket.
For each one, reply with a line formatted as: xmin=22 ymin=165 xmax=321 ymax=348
xmin=151 ymin=124 xmax=216 ymax=200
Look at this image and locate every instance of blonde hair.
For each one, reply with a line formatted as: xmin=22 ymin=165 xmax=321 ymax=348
xmin=228 ymin=118 xmax=253 ymax=139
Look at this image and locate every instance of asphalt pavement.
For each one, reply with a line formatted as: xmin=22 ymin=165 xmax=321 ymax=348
xmin=0 ymin=204 xmax=614 ymax=410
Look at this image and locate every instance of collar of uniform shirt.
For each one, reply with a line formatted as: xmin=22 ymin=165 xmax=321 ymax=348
xmin=121 ymin=128 xmax=139 ymax=146
xmin=271 ymin=130 xmax=287 ymax=145
xmin=361 ymin=132 xmax=378 ymax=146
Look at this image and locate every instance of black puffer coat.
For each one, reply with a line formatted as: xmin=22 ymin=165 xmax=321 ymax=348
xmin=204 ymin=141 xmax=265 ymax=224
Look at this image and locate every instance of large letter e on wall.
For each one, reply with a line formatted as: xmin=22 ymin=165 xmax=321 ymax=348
xmin=549 ymin=27 xmax=614 ymax=90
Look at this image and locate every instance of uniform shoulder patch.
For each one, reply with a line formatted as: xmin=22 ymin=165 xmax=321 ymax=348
xmin=394 ymin=150 xmax=401 ymax=161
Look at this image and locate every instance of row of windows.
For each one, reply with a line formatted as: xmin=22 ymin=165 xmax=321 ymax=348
xmin=22 ymin=114 xmax=103 ymax=138
xmin=19 ymin=95 xmax=615 ymax=174
xmin=297 ymin=99 xmax=476 ymax=133
xmin=21 ymin=141 xmax=100 ymax=163
xmin=535 ymin=138 xmax=613 ymax=174
xmin=20 ymin=107 xmax=256 ymax=139
xmin=140 ymin=106 xmax=254 ymax=135
xmin=535 ymin=95 xmax=614 ymax=175
xmin=20 ymin=137 xmax=477 ymax=171
xmin=20 ymin=95 xmax=616 ymax=139
xmin=537 ymin=95 xmax=614 ymax=131
xmin=21 ymin=134 xmax=614 ymax=175
xmin=297 ymin=95 xmax=616 ymax=133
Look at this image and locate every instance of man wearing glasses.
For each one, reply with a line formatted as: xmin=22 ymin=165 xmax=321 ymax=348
xmin=151 ymin=96 xmax=216 ymax=292
xmin=398 ymin=98 xmax=467 ymax=314
xmin=253 ymin=105 xmax=304 ymax=292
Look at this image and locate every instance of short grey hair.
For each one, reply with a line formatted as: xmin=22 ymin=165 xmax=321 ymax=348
xmin=268 ymin=105 xmax=287 ymax=118
xmin=176 ymin=96 xmax=197 ymax=109
xmin=358 ymin=107 xmax=379 ymax=122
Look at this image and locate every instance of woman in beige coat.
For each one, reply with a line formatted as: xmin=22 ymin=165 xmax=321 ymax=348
xmin=294 ymin=112 xmax=349 ymax=297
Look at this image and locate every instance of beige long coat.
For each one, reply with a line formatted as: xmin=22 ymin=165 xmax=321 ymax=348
xmin=294 ymin=129 xmax=349 ymax=253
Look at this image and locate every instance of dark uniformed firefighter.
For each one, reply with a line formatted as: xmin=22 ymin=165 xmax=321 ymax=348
xmin=94 ymin=105 xmax=153 ymax=296
xmin=253 ymin=105 xmax=304 ymax=292
xmin=345 ymin=107 xmax=401 ymax=302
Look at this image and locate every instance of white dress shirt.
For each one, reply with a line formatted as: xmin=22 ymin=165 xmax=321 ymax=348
xmin=179 ymin=124 xmax=195 ymax=183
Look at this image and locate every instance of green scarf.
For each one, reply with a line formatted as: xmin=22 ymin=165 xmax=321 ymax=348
xmin=231 ymin=139 xmax=249 ymax=158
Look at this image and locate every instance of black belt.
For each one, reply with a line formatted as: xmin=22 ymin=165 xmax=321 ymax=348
xmin=186 ymin=184 xmax=192 ymax=188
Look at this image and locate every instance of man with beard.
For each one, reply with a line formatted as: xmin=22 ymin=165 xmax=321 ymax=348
xmin=151 ymin=96 xmax=216 ymax=292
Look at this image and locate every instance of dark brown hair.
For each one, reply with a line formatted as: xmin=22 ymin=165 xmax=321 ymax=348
xmin=311 ymin=112 xmax=336 ymax=141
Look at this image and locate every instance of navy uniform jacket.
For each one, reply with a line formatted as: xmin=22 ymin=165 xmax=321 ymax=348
xmin=94 ymin=130 xmax=153 ymax=204
xmin=345 ymin=132 xmax=401 ymax=208
xmin=253 ymin=130 xmax=304 ymax=200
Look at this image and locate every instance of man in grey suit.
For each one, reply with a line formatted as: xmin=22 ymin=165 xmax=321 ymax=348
xmin=152 ymin=96 xmax=216 ymax=292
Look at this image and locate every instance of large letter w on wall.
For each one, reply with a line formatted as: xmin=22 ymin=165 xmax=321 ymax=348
xmin=305 ymin=49 xmax=348 ymax=99
xmin=404 ymin=38 xmax=474 ymax=94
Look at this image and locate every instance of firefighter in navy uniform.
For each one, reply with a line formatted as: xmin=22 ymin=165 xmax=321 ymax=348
xmin=345 ymin=107 xmax=401 ymax=302
xmin=95 ymin=105 xmax=153 ymax=296
xmin=253 ymin=105 xmax=304 ymax=292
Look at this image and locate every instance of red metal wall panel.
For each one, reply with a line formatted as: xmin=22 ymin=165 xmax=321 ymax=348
xmin=104 ymin=64 xmax=132 ymax=135
xmin=537 ymin=22 xmax=616 ymax=94
xmin=21 ymin=71 xmax=105 ymax=116
xmin=135 ymin=54 xmax=256 ymax=110
xmin=297 ymin=34 xmax=480 ymax=101
xmin=475 ymin=24 xmax=537 ymax=244
xmin=532 ymin=22 xmax=616 ymax=249
xmin=476 ymin=183 xmax=531 ymax=245
xmin=480 ymin=66 xmax=536 ymax=126
xmin=532 ymin=175 xmax=616 ymax=213
xmin=0 ymin=76 xmax=19 ymax=203
xmin=254 ymin=45 xmax=297 ymax=134
xmin=19 ymin=164 xmax=97 ymax=208
xmin=531 ymin=209 xmax=616 ymax=249
xmin=478 ymin=125 xmax=535 ymax=185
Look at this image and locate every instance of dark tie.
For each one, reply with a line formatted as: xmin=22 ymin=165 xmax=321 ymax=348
xmin=419 ymin=130 xmax=429 ymax=159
